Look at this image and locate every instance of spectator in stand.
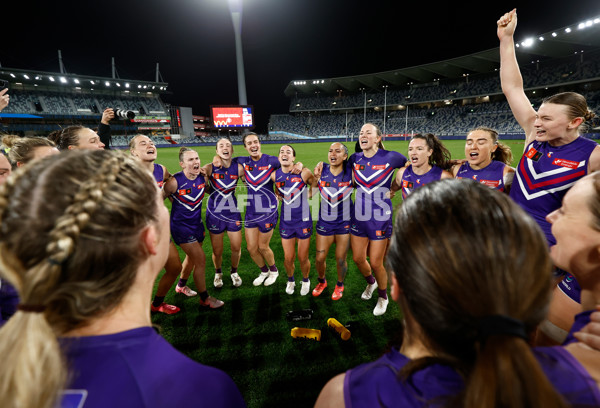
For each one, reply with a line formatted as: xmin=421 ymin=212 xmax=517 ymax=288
xmin=2 ymin=135 xmax=59 ymax=168
xmin=48 ymin=126 xmax=105 ymax=150
xmin=0 ymin=150 xmax=246 ymax=408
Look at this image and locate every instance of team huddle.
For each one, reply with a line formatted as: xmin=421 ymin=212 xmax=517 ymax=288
xmin=1 ymin=8 xmax=600 ymax=408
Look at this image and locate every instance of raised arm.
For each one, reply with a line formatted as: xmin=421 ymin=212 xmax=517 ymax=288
xmin=497 ymin=9 xmax=537 ymax=146
xmin=0 ymin=88 xmax=9 ymax=112
xmin=98 ymin=108 xmax=115 ymax=149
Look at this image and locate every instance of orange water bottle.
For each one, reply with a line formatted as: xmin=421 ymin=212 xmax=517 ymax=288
xmin=327 ymin=318 xmax=351 ymax=340
xmin=291 ymin=327 xmax=321 ymax=341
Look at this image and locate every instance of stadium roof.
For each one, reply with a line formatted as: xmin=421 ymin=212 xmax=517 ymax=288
xmin=0 ymin=67 xmax=169 ymax=94
xmin=284 ymin=17 xmax=600 ymax=97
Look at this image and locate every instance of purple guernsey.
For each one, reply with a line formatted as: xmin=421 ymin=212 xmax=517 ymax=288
xmin=59 ymin=327 xmax=246 ymax=408
xmin=401 ymin=165 xmax=444 ymax=199
xmin=455 ymin=160 xmax=507 ymax=191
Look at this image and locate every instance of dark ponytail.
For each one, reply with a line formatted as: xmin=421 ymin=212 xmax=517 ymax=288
xmin=411 ymin=133 xmax=452 ymax=170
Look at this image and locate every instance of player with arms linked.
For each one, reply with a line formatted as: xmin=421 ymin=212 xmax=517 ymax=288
xmin=350 ymin=123 xmax=407 ymax=316
xmin=164 ymin=147 xmax=223 ymax=309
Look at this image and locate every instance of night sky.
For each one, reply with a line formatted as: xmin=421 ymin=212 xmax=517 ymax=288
xmin=2 ymin=0 xmax=599 ymax=133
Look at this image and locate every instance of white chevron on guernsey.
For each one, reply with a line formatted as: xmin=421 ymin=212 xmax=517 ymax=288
xmin=356 ymin=172 xmax=394 ymax=195
xmin=353 ymin=162 xmax=389 ymax=182
xmin=515 ymin=171 xmax=576 ymax=200
xmin=214 ymin=177 xmax=237 ymax=189
xmin=319 ymin=186 xmax=351 ymax=208
xmin=526 ymin=157 xmax=585 ymax=180
xmin=173 ymin=189 xmax=204 ymax=211
xmin=244 ymin=166 xmax=271 ymax=181
xmin=278 ymin=182 xmax=305 ymax=206
xmin=247 ymin=177 xmax=272 ymax=192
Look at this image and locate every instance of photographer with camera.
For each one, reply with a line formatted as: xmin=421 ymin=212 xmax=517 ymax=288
xmin=97 ymin=108 xmax=115 ymax=149
xmin=98 ymin=108 xmax=135 ymax=149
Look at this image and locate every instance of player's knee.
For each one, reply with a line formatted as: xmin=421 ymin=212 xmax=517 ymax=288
xmin=258 ymin=245 xmax=271 ymax=256
xmin=352 ymin=252 xmax=366 ymax=264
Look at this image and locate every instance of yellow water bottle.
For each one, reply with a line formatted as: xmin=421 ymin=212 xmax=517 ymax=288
xmin=327 ymin=318 xmax=351 ymax=340
xmin=291 ymin=327 xmax=321 ymax=341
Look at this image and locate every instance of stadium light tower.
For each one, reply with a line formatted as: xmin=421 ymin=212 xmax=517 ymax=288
xmin=228 ymin=0 xmax=247 ymax=105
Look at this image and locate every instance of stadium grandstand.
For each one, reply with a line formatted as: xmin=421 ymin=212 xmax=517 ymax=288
xmin=272 ymin=16 xmax=600 ymax=142
xmin=3 ymin=16 xmax=600 ymax=148
xmin=0 ymin=59 xmax=217 ymax=147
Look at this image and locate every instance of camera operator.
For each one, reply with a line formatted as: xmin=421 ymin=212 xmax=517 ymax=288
xmin=98 ymin=107 xmax=115 ymax=149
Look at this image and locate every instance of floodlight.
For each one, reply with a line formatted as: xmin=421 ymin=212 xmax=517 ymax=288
xmin=60 ymin=77 xmax=67 ymax=83
xmin=522 ymin=38 xmax=534 ymax=47
xmin=48 ymin=76 xmax=55 ymax=82
xmin=565 ymin=27 xmax=572 ymax=33
xmin=9 ymin=74 xmax=15 ymax=78
xmin=125 ymin=83 xmax=130 ymax=88
xmin=23 ymin=74 xmax=29 ymax=79
xmin=73 ymin=79 xmax=80 ymax=84
xmin=552 ymin=32 xmax=558 ymax=37
xmin=105 ymin=81 xmax=110 ymax=87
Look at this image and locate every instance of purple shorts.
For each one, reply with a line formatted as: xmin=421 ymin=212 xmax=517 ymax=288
xmin=245 ymin=210 xmax=278 ymax=233
xmin=206 ymin=211 xmax=242 ymax=234
xmin=350 ymin=217 xmax=391 ymax=241
xmin=316 ymin=220 xmax=351 ymax=236
xmin=171 ymin=221 xmax=205 ymax=245
xmin=280 ymin=220 xmax=313 ymax=239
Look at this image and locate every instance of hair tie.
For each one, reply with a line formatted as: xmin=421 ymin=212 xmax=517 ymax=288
xmin=479 ymin=315 xmax=528 ymax=342
xmin=17 ymin=304 xmax=47 ymax=313
xmin=48 ymin=258 xmax=63 ymax=266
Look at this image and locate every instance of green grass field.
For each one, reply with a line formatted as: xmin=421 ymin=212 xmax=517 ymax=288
xmin=150 ymin=139 xmax=526 ymax=408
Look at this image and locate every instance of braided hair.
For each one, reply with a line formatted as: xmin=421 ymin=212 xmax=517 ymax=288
xmin=0 ymin=149 xmax=159 ymax=408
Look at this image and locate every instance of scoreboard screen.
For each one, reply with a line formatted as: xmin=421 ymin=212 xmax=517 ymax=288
xmin=211 ymin=105 xmax=254 ymax=128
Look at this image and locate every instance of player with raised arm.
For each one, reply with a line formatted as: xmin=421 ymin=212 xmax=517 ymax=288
xmin=498 ymin=8 xmax=600 ymax=345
